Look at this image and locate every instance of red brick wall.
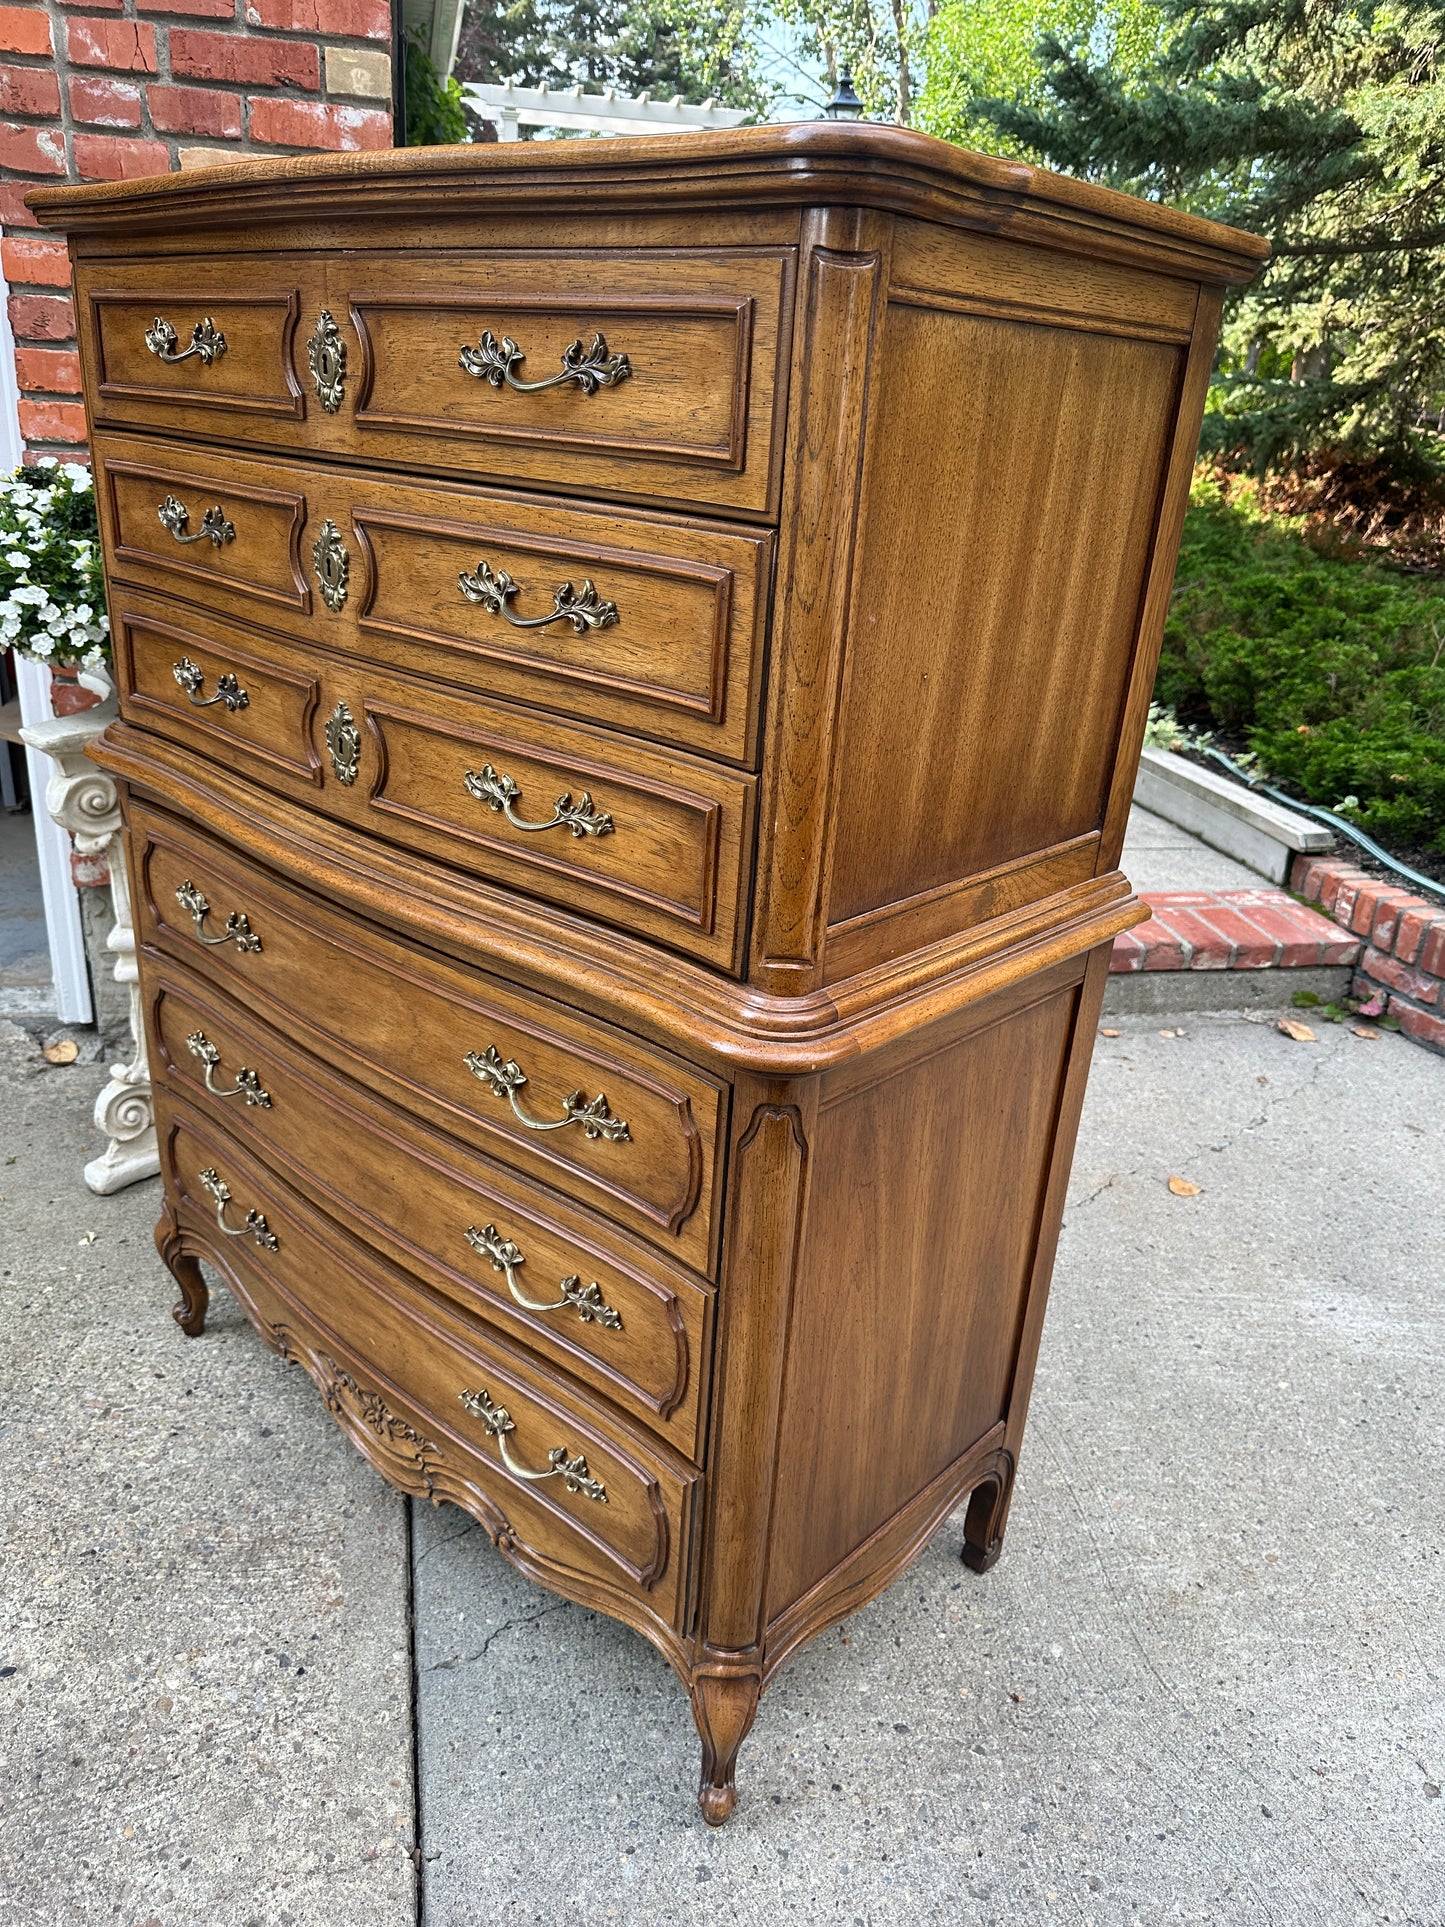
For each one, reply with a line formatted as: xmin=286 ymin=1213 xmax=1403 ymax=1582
xmin=1292 ymin=854 xmax=1445 ymax=1055
xmin=0 ymin=0 xmax=395 ymax=461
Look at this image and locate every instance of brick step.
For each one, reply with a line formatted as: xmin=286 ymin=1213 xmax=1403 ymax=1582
xmin=1112 ymin=890 xmax=1361 ymax=974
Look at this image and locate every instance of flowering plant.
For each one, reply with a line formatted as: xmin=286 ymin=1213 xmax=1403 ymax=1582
xmin=0 ymin=457 xmax=110 ymax=672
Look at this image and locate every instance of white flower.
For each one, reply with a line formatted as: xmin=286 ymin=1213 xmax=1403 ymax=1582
xmin=82 ymin=646 xmax=106 ymax=668
xmin=5 ymin=551 xmax=27 ymax=568
xmin=73 ymin=602 xmax=93 ymax=623
xmin=35 ymin=456 xmax=57 ymax=470
xmin=99 ymin=615 xmax=110 ymax=634
xmin=29 ymin=635 xmax=53 ymax=659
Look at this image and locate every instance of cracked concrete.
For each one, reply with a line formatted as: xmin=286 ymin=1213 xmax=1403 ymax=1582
xmin=6 ymin=992 xmax=1443 ymax=1924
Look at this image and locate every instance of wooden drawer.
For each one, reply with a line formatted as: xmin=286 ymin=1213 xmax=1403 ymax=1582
xmin=78 ymin=249 xmax=794 ymax=515
xmin=147 ymin=962 xmax=714 ymax=1457
xmin=80 ymin=259 xmax=313 ymax=428
xmin=159 ymin=1095 xmax=699 ymax=1631
xmin=93 ymin=431 xmax=772 ymax=764
xmin=131 ymin=800 xmax=728 ymax=1277
xmin=112 ymin=586 xmax=756 ymax=973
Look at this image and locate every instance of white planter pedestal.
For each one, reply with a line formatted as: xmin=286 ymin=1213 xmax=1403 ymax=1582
xmin=20 ymin=690 xmax=159 ymax=1195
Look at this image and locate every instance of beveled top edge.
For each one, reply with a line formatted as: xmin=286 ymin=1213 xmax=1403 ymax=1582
xmin=28 ymin=122 xmax=1268 ymax=283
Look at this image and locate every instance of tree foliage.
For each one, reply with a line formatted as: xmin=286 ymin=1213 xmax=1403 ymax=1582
xmin=917 ymin=0 xmax=1161 ymax=155
xmin=454 ymin=0 xmax=773 ymax=116
xmin=970 ymin=1 xmax=1445 ymax=479
xmin=404 ymin=28 xmax=470 ymax=143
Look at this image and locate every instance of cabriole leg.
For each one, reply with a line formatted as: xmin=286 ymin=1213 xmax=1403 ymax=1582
xmin=156 ymin=1207 xmax=208 ymax=1337
xmin=690 ymin=1664 xmax=762 ymax=1827
xmin=961 ymin=1451 xmax=1017 ymax=1574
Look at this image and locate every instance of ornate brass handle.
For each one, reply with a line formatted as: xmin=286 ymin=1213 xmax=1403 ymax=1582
xmin=172 ymin=656 xmax=248 ymax=712
xmin=458 ymin=330 xmax=631 ymax=395
xmin=173 ymin=879 xmax=262 ymax=953
xmin=185 ymin=1030 xmax=271 ymax=1107
xmin=145 ymin=315 xmax=227 ymax=365
xmin=458 ymin=558 xmax=618 ymax=633
xmin=458 ymin=1386 xmax=607 ymax=1501
xmin=463 ymin=1044 xmax=630 ymax=1143
xmin=464 ymin=1223 xmax=622 ymax=1328
xmin=197 ymin=1167 xmax=278 ymax=1250
xmin=158 ymin=495 xmax=234 ymax=548
xmin=463 ymin=764 xmax=613 ymax=839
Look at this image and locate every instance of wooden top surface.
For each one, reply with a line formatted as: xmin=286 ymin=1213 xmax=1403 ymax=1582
xmin=29 ymin=121 xmax=1268 ymax=284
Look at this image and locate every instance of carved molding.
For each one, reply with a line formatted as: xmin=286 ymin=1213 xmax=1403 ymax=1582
xmin=20 ymin=692 xmax=159 ymax=1195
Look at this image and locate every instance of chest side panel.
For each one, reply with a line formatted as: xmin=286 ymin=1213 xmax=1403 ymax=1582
xmin=821 ymin=223 xmax=1193 ymax=971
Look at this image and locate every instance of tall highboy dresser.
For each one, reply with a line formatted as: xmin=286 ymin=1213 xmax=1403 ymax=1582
xmin=36 ymin=127 xmax=1265 ymax=1823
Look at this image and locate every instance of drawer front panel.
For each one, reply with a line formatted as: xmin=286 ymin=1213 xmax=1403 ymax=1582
xmin=122 ymin=604 xmax=323 ymax=789
xmin=132 ymin=802 xmax=728 ymax=1276
xmin=104 ymin=448 xmax=310 ymax=614
xmin=148 ymin=966 xmax=713 ymax=1456
xmin=110 ymin=586 xmax=755 ymax=972
xmin=78 ymin=250 xmax=794 ymax=514
xmin=83 ymin=265 xmax=310 ymax=427
xmin=92 ymin=432 xmax=770 ymax=763
xmin=159 ymin=1097 xmax=698 ymax=1628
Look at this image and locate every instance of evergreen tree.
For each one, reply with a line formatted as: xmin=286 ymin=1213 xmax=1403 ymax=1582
xmin=970 ymin=1 xmax=1445 ymax=482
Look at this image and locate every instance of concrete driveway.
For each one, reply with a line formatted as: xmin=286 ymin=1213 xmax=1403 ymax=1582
xmin=3 ymin=1003 xmax=1441 ymax=1925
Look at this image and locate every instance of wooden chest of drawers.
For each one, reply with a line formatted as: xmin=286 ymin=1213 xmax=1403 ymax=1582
xmin=36 ymin=126 xmax=1265 ymax=1824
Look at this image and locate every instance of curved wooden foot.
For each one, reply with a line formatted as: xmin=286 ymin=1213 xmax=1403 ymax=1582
xmin=156 ymin=1206 xmax=209 ymax=1337
xmin=690 ymin=1664 xmax=761 ymax=1827
xmin=961 ymin=1449 xmax=1016 ymax=1574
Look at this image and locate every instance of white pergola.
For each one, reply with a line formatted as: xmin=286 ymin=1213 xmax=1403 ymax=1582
xmin=460 ymin=80 xmax=751 ymax=141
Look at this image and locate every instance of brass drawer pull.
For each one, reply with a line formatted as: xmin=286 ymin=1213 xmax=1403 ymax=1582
xmin=172 ymin=656 xmax=248 ymax=712
xmin=465 ymin=1222 xmax=623 ymax=1329
xmin=458 ymin=329 xmax=630 ymax=395
xmin=173 ymin=879 xmax=262 ymax=953
xmin=185 ymin=1030 xmax=272 ymax=1107
xmin=158 ymin=495 xmax=235 ymax=548
xmin=145 ymin=315 xmax=227 ymax=365
xmin=197 ymin=1167 xmax=278 ymax=1250
xmin=458 ymin=558 xmax=618 ymax=634
xmin=464 ymin=1044 xmax=630 ymax=1143
xmin=463 ymin=763 xmax=613 ymax=839
xmin=458 ymin=1386 xmax=607 ymax=1502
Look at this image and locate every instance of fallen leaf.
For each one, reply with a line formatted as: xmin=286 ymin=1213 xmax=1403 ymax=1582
xmin=1351 ymin=1025 xmax=1382 ymax=1040
xmin=1168 ymin=1175 xmax=1203 ymax=1197
xmin=1158 ymin=1028 xmax=1177 ymax=1038
xmin=1276 ymin=1018 xmax=1316 ymax=1043
xmin=42 ymin=1039 xmax=79 ymax=1065
xmin=1099 ymin=1028 xmax=1120 ymax=1038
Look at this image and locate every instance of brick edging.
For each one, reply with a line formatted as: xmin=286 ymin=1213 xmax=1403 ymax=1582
xmin=1290 ymin=855 xmax=1445 ymax=1053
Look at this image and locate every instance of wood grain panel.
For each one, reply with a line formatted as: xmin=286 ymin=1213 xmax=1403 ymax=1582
xmin=94 ymin=431 xmax=772 ymax=763
xmin=116 ymin=601 xmax=322 ymax=788
xmin=363 ymin=695 xmax=753 ymax=970
xmin=158 ymin=1095 xmax=699 ymax=1626
xmin=764 ymin=977 xmax=1078 ymax=1616
xmin=147 ymin=965 xmax=714 ymax=1456
xmin=101 ymin=451 xmax=310 ymax=614
xmin=825 ymin=302 xmax=1181 ymax=932
xmin=131 ymin=797 xmax=729 ymax=1275
xmin=84 ymin=270 xmax=307 ymax=423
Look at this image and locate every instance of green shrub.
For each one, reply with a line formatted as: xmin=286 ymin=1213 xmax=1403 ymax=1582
xmin=1157 ymin=477 xmax=1445 ymax=854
